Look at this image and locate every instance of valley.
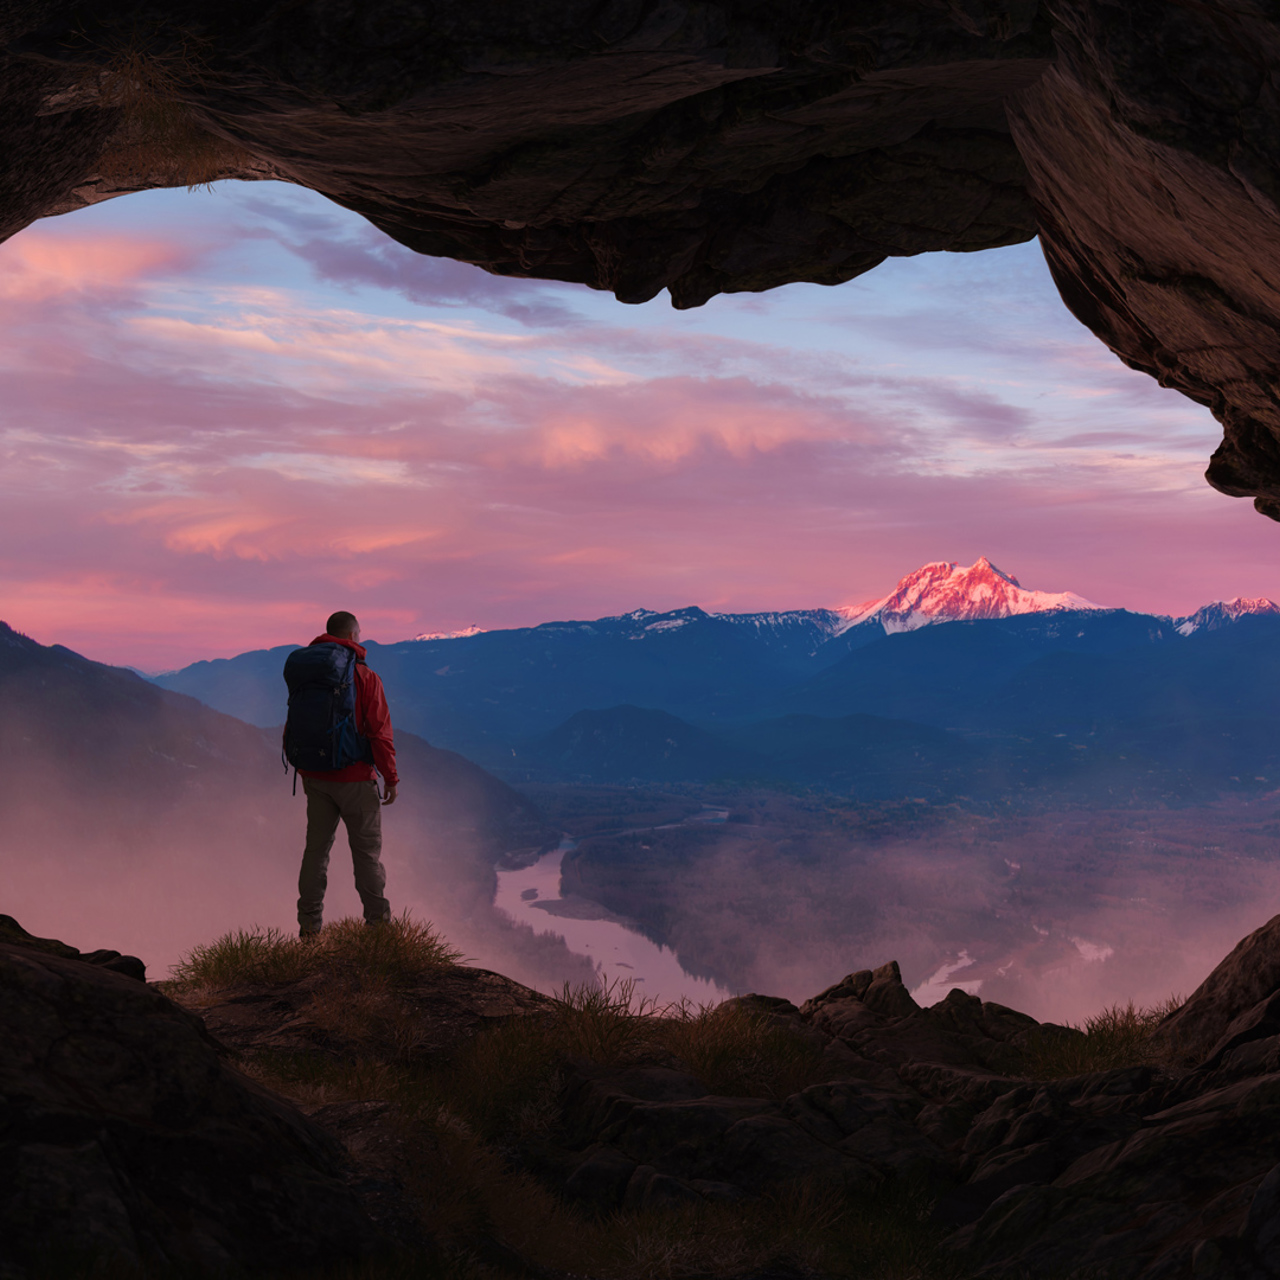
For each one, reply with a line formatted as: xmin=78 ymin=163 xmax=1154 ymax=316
xmin=13 ymin=557 xmax=1280 ymax=1026
xmin=531 ymin=782 xmax=1280 ymax=1024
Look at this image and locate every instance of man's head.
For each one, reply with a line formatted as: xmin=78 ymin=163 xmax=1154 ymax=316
xmin=326 ymin=610 xmax=360 ymax=642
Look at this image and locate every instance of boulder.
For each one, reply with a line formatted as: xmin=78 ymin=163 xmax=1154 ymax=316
xmin=0 ymin=933 xmax=381 ymax=1277
xmin=0 ymin=911 xmax=145 ymax=981
xmin=1151 ymin=914 xmax=1280 ymax=1066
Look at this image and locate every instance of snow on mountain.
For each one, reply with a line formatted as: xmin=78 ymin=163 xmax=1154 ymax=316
xmin=1174 ymin=597 xmax=1280 ymax=636
xmin=835 ymin=557 xmax=1105 ymax=635
xmin=711 ymin=609 xmax=844 ymax=636
xmin=400 ymin=563 xmax=1277 ymax=648
xmin=411 ymin=624 xmax=484 ymax=641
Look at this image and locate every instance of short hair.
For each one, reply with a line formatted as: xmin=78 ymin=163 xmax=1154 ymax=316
xmin=326 ymin=611 xmax=359 ymax=638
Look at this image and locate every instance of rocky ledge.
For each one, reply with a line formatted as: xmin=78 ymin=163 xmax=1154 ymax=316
xmin=2 ymin=916 xmax=1280 ymax=1274
xmin=10 ymin=914 xmax=1280 ymax=1276
xmin=524 ymin=938 xmax=1280 ymax=1279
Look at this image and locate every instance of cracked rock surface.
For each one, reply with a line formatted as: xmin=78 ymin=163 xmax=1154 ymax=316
xmin=523 ymin=942 xmax=1280 ymax=1278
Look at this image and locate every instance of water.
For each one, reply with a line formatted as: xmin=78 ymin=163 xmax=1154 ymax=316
xmin=494 ymin=821 xmax=732 ymax=1005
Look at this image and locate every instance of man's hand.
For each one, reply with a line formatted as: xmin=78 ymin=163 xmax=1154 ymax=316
xmin=382 ymin=784 xmax=398 ymax=806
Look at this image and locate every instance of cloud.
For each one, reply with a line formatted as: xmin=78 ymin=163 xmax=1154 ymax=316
xmin=288 ymin=228 xmax=588 ymax=329
xmin=0 ymin=183 xmax=1272 ymax=669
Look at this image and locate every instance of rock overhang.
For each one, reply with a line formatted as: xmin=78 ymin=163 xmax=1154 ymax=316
xmin=4 ymin=1 xmax=1280 ymax=511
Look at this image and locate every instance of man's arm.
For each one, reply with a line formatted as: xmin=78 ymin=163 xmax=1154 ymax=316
xmin=356 ymin=666 xmax=399 ymax=799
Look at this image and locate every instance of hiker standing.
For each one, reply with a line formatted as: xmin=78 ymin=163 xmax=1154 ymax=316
xmin=284 ymin=611 xmax=399 ymax=937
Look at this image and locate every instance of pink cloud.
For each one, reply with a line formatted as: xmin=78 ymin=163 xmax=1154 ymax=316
xmin=0 ymin=231 xmax=194 ymax=300
xmin=0 ymin=188 xmax=1272 ymax=670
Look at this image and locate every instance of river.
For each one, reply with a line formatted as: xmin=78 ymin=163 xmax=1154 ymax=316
xmin=494 ymin=811 xmax=732 ymax=1006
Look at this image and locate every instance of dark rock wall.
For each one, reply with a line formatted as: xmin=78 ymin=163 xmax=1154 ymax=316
xmin=1009 ymin=1 xmax=1280 ymax=517
xmin=3 ymin=2 xmax=1280 ymax=510
xmin=3 ymin=2 xmax=1048 ymax=303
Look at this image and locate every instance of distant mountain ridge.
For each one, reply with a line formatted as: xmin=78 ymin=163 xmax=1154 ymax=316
xmin=1174 ymin=597 xmax=1280 ymax=636
xmin=145 ymin=559 xmax=1280 ymax=804
xmin=399 ymin=557 xmax=1274 ymax=647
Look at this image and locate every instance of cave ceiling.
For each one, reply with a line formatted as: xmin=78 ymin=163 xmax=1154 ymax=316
xmin=4 ymin=1 xmax=1280 ymax=514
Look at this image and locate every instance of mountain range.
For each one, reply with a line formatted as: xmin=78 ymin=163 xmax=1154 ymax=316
xmin=146 ymin=559 xmax=1280 ymax=803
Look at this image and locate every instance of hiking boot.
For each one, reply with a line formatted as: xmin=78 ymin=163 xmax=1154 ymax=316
xmin=364 ymin=917 xmax=389 ymax=928
xmin=299 ymin=926 xmax=322 ymax=939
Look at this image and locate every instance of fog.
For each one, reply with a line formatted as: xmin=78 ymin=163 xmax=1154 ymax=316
xmin=7 ymin=705 xmax=1280 ymax=1028
xmin=1 ymin=757 xmax=597 ymax=994
xmin=553 ymin=794 xmax=1280 ymax=1024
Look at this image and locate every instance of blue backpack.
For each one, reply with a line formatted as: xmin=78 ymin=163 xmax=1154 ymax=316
xmin=282 ymin=643 xmax=374 ymax=772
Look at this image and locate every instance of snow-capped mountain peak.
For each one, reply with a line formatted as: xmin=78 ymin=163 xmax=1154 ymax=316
xmin=1174 ymin=597 xmax=1280 ymax=636
xmin=411 ymin=624 xmax=484 ymax=642
xmin=836 ymin=557 xmax=1105 ymax=635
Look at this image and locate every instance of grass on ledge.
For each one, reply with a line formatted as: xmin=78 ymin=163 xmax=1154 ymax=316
xmin=1018 ymin=996 xmax=1185 ymax=1079
xmin=166 ymin=914 xmax=463 ymax=991
xmin=159 ymin=922 xmax=970 ymax=1278
xmin=426 ymin=977 xmax=837 ymax=1141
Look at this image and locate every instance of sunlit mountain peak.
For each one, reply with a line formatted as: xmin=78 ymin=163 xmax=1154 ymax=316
xmin=837 ymin=557 xmax=1105 ymax=635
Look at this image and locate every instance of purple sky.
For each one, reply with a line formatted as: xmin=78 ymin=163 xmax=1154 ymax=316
xmin=0 ymin=179 xmax=1273 ymax=670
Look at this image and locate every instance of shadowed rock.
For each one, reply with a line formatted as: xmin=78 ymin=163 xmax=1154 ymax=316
xmin=0 ymin=911 xmax=146 ymax=981
xmin=24 ymin=907 xmax=1280 ymax=1276
xmin=0 ymin=928 xmax=381 ymax=1277
xmin=1151 ymin=912 xmax=1280 ymax=1068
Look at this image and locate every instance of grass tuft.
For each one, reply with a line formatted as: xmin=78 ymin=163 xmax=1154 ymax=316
xmin=168 ymin=925 xmax=310 ymax=988
xmin=168 ymin=913 xmax=462 ymax=992
xmin=650 ymin=1000 xmax=832 ymax=1100
xmin=1019 ymin=996 xmax=1184 ymax=1078
xmin=434 ymin=979 xmax=836 ymax=1141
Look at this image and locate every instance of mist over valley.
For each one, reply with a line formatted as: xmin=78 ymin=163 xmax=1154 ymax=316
xmin=0 ymin=622 xmax=596 ymax=992
xmin=12 ymin=558 xmax=1276 ymax=1025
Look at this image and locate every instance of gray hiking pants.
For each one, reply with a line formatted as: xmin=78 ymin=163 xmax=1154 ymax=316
xmin=297 ymin=777 xmax=390 ymax=931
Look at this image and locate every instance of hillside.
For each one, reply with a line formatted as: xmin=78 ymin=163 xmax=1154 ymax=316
xmin=0 ymin=622 xmax=582 ymax=991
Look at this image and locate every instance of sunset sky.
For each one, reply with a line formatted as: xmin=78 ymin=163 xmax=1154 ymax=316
xmin=1 ymin=178 xmax=1274 ymax=670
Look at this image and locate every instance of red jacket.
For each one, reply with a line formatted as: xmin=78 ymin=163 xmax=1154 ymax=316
xmin=297 ymin=634 xmax=399 ymax=788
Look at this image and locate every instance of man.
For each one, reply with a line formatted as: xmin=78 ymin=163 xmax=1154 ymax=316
xmin=290 ymin=611 xmax=399 ymax=936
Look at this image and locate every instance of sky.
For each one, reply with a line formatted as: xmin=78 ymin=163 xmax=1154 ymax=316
xmin=1 ymin=177 xmax=1276 ymax=671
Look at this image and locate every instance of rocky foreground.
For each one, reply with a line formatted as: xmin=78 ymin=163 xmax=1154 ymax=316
xmin=8 ymin=913 xmax=1280 ymax=1278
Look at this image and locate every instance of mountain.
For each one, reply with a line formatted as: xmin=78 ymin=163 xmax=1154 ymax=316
xmin=517 ymin=705 xmax=761 ymax=784
xmin=0 ymin=620 xmax=546 ymax=849
xmin=146 ymin=562 xmax=1280 ymax=798
xmin=151 ymin=607 xmax=849 ymax=752
xmin=767 ymin=609 xmax=1176 ymax=726
xmin=147 ymin=560 xmax=1117 ymax=748
xmin=1174 ymin=596 xmax=1280 ymax=635
xmin=513 ymin=697 xmax=1236 ymax=805
xmin=835 ymin=557 xmax=1103 ymax=634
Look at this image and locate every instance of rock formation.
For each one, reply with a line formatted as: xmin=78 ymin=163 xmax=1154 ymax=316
xmin=531 ymin=945 xmax=1280 ymax=1277
xmin=20 ymin=909 xmax=1280 ymax=1274
xmin=2 ymin=3 xmax=1280 ymax=511
xmin=0 ymin=920 xmax=382 ymax=1277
